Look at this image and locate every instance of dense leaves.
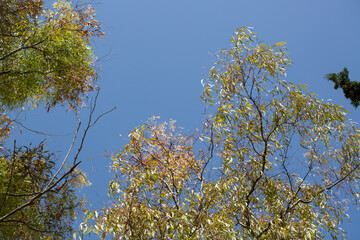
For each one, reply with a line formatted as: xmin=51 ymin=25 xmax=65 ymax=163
xmin=326 ymin=68 xmax=360 ymax=108
xmin=83 ymin=27 xmax=360 ymax=239
xmin=0 ymin=0 xmax=103 ymax=109
xmin=0 ymin=142 xmax=86 ymax=239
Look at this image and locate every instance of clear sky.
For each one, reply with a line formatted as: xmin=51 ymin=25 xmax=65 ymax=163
xmin=13 ymin=0 xmax=360 ymax=238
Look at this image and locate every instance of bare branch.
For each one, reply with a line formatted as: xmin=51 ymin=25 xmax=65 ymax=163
xmin=13 ymin=119 xmax=75 ymax=136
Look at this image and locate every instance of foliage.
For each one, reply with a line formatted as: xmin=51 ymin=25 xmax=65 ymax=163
xmin=0 ymin=103 xmax=95 ymax=239
xmin=83 ymin=27 xmax=360 ymax=239
xmin=0 ymin=0 xmax=103 ymax=238
xmin=201 ymin=27 xmax=360 ymax=239
xmin=326 ymin=67 xmax=360 ymax=108
xmin=81 ymin=117 xmax=236 ymax=239
xmin=0 ymin=0 xmax=104 ymax=109
xmin=0 ymin=141 xmax=86 ymax=239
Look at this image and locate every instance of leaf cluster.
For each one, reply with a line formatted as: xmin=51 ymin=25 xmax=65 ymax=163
xmin=0 ymin=141 xmax=83 ymax=239
xmin=326 ymin=67 xmax=360 ymax=108
xmin=0 ymin=0 xmax=103 ymax=109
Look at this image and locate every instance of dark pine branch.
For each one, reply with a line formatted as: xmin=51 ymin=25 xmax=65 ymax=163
xmin=326 ymin=67 xmax=360 ymax=108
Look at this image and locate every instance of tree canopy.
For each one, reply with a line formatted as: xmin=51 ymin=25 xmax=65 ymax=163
xmin=0 ymin=0 xmax=102 ymax=239
xmin=0 ymin=0 xmax=104 ymax=109
xmin=0 ymin=141 xmax=85 ymax=239
xmin=82 ymin=27 xmax=360 ymax=240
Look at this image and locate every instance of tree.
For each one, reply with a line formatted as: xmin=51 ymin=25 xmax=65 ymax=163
xmin=0 ymin=0 xmax=105 ymax=238
xmin=325 ymin=68 xmax=360 ymax=108
xmin=83 ymin=27 xmax=360 ymax=239
xmin=0 ymin=140 xmax=85 ymax=239
xmin=0 ymin=0 xmax=104 ymax=109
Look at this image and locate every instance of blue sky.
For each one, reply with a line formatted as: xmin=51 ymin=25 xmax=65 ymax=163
xmin=13 ymin=0 xmax=360 ymax=238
